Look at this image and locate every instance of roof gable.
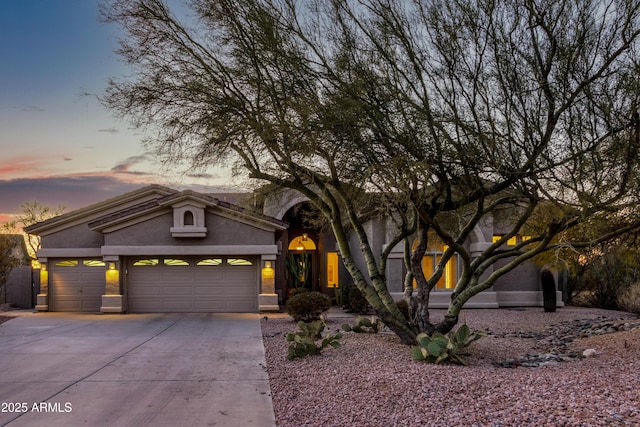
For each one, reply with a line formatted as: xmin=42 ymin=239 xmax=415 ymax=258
xmin=88 ymin=189 xmax=287 ymax=234
xmin=24 ymin=185 xmax=178 ymax=236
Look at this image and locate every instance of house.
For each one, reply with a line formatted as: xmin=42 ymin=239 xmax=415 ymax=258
xmin=24 ymin=184 xmax=561 ymax=313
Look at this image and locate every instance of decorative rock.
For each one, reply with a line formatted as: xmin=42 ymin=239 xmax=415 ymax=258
xmin=494 ymin=315 xmax=640 ymax=368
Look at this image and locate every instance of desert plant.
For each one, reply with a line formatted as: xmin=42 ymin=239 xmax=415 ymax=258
xmin=541 ymin=269 xmax=557 ymax=313
xmin=286 ymin=319 xmax=343 ymax=360
xmin=286 ymin=252 xmax=311 ymax=290
xmin=333 ymin=284 xmax=345 ymax=307
xmin=286 ymin=291 xmax=332 ymax=322
xmin=342 ymin=316 xmax=385 ymax=333
xmin=411 ymin=325 xmax=486 ymax=366
xmin=346 ymin=285 xmax=369 ymax=314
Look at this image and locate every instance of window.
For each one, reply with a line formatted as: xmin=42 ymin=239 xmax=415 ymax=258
xmin=227 ymin=258 xmax=253 ymax=266
xmin=55 ymin=260 xmax=78 ymax=267
xmin=133 ymin=259 xmax=159 ymax=266
xmin=412 ymin=236 xmax=458 ymax=290
xmin=83 ymin=260 xmax=106 ymax=267
xmin=327 ymin=252 xmax=339 ymax=288
xmin=164 ymin=258 xmax=189 ymax=266
xmin=492 ymin=235 xmax=517 ymax=246
xmin=197 ymin=258 xmax=222 ymax=266
xmin=183 ymin=210 xmax=194 ymax=226
xmin=288 ymin=234 xmax=317 ymax=251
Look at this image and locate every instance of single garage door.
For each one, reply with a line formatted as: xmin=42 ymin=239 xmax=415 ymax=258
xmin=127 ymin=256 xmax=258 ymax=313
xmin=49 ymin=259 xmax=105 ymax=312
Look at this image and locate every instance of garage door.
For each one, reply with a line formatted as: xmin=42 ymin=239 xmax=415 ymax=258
xmin=49 ymin=259 xmax=105 ymax=312
xmin=127 ymin=257 xmax=258 ymax=313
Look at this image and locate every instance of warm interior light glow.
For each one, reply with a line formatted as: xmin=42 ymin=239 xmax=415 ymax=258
xmin=327 ymin=252 xmax=339 ymax=288
xmin=264 ymin=261 xmax=272 ymax=269
xmin=287 ymin=235 xmax=317 ymax=251
xmin=109 ymin=262 xmax=116 ymax=270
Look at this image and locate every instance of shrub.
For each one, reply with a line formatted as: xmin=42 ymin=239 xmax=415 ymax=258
xmin=618 ymin=283 xmax=640 ymax=314
xmin=286 ymin=319 xmax=343 ymax=360
xmin=347 ymin=285 xmax=369 ymax=314
xmin=289 ymin=287 xmax=309 ymax=297
xmin=286 ymin=291 xmax=332 ymax=322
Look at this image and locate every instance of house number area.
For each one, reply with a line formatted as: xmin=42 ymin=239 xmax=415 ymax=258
xmin=1 ymin=402 xmax=73 ymax=413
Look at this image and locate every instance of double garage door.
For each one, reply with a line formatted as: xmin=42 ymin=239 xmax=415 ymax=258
xmin=48 ymin=256 xmax=259 ymax=313
xmin=127 ymin=256 xmax=258 ymax=313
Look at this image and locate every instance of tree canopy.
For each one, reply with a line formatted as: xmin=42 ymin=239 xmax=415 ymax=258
xmin=102 ymin=0 xmax=640 ymax=344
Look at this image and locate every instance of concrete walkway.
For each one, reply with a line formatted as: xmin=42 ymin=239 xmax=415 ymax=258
xmin=0 ymin=312 xmax=275 ymax=427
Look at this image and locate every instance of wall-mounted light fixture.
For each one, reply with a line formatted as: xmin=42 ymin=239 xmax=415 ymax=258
xmin=262 ymin=261 xmax=275 ymax=279
xmin=108 ymin=262 xmax=116 ymax=270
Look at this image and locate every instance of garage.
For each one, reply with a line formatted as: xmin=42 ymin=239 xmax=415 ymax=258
xmin=127 ymin=256 xmax=258 ymax=313
xmin=49 ymin=259 xmax=105 ymax=312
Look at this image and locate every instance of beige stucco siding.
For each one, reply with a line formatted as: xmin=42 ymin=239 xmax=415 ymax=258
xmin=104 ymin=212 xmax=274 ymax=246
xmin=41 ymin=223 xmax=104 ymax=249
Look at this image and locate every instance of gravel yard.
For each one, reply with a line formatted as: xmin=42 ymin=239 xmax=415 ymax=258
xmin=262 ymin=307 xmax=640 ymax=427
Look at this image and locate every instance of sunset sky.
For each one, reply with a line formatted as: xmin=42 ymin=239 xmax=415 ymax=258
xmin=0 ymin=0 xmax=236 ymax=223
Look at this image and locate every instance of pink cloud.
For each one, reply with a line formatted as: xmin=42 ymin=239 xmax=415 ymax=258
xmin=0 ymin=155 xmax=51 ymax=178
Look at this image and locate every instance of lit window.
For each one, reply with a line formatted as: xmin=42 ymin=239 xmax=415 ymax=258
xmin=327 ymin=252 xmax=339 ymax=288
xmin=522 ymin=235 xmax=531 ymax=242
xmin=228 ymin=258 xmax=253 ymax=266
xmin=492 ymin=235 xmax=517 ymax=245
xmin=55 ymin=260 xmax=78 ymax=267
xmin=83 ymin=260 xmax=106 ymax=267
xmin=133 ymin=259 xmax=159 ymax=266
xmin=287 ymin=234 xmax=317 ymax=251
xmin=197 ymin=258 xmax=222 ymax=266
xmin=164 ymin=259 xmax=189 ymax=266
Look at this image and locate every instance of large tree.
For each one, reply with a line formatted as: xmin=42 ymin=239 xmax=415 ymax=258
xmin=101 ymin=0 xmax=640 ymax=344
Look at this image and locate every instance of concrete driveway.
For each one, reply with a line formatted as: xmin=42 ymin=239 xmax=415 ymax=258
xmin=0 ymin=312 xmax=275 ymax=427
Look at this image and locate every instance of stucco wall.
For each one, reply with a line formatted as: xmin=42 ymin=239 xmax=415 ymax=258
xmin=493 ymin=259 xmax=541 ymax=292
xmin=104 ymin=211 xmax=274 ymax=246
xmin=41 ymin=223 xmax=104 ymax=248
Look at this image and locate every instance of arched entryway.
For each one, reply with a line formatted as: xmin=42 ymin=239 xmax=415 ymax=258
xmin=277 ymin=202 xmax=329 ymax=298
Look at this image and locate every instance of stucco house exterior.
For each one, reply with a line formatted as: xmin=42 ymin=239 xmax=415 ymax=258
xmin=25 ymin=184 xmax=561 ymax=313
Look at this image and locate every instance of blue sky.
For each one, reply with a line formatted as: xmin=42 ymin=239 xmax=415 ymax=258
xmin=0 ymin=0 xmax=234 ymax=222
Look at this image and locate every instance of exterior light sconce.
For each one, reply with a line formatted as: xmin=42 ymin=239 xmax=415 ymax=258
xmin=109 ymin=262 xmax=116 ymax=271
xmin=262 ymin=261 xmax=275 ymax=279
